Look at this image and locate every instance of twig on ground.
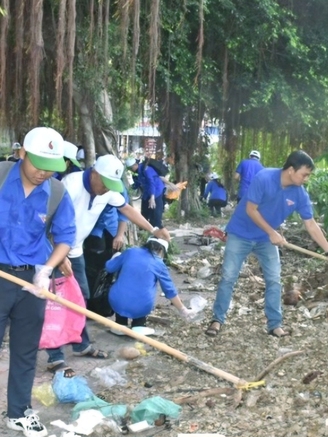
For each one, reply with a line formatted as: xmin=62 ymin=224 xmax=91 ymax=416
xmin=254 ymin=350 xmax=304 ymax=382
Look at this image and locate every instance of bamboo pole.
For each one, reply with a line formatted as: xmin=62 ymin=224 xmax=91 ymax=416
xmin=0 ymin=270 xmax=247 ymax=387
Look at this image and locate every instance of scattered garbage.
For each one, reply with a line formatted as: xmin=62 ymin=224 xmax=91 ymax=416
xmin=72 ymin=395 xmax=127 ymax=420
xmin=32 ymin=382 xmax=57 ymax=406
xmin=117 ymin=346 xmax=141 ymax=360
xmin=91 ymin=366 xmax=127 ymax=388
xmin=51 ymin=409 xmax=105 ymax=435
xmin=190 ymin=295 xmax=207 ymax=312
xmin=52 ymin=371 xmax=93 ymax=403
xmin=131 ymin=396 xmax=181 ymax=425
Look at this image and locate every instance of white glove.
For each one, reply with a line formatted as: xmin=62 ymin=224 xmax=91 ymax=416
xmin=23 ymin=265 xmax=53 ymax=299
xmin=178 ymin=306 xmax=198 ymax=322
xmin=149 ymin=196 xmax=156 ymax=209
xmin=111 ymin=252 xmax=122 ymax=260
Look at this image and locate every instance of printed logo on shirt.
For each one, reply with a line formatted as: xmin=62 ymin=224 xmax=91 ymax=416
xmin=286 ymin=198 xmax=295 ymax=206
xmin=38 ymin=213 xmax=47 ymax=223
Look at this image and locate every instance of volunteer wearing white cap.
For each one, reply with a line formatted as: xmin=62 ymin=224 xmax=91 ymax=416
xmin=7 ymin=142 xmax=22 ymax=162
xmin=0 ymin=127 xmax=76 ymax=437
xmin=46 ymin=154 xmax=170 ymax=367
xmin=234 ymin=150 xmax=264 ymax=202
xmin=53 ymin=140 xmax=82 ymax=181
xmin=203 ymin=173 xmax=228 ymax=217
xmin=105 ymin=237 xmax=196 ymax=334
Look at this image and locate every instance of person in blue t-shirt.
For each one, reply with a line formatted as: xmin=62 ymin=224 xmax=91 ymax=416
xmin=105 ymin=237 xmax=196 ymax=334
xmin=126 ymin=157 xmax=165 ymax=228
xmin=235 ymin=150 xmax=264 ymax=202
xmin=0 ymin=127 xmax=75 ymax=437
xmin=203 ymin=172 xmax=228 ymax=217
xmin=206 ymin=150 xmax=328 ymax=338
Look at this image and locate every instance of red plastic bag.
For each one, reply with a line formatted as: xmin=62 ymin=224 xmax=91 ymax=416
xmin=39 ymin=275 xmax=86 ymax=349
xmin=203 ymin=226 xmax=227 ymax=242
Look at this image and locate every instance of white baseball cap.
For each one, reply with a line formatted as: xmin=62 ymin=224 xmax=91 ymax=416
xmin=23 ymin=127 xmax=65 ymax=172
xmin=76 ymin=148 xmax=85 ymax=160
xmin=147 ymin=237 xmax=169 ymax=253
xmin=125 ymin=157 xmax=137 ymax=168
xmin=63 ymin=141 xmax=81 ymax=168
xmin=209 ymin=172 xmax=219 ymax=180
xmin=249 ymin=150 xmax=261 ymax=159
xmin=94 ymin=155 xmax=124 ymax=192
xmin=12 ymin=142 xmax=21 ymax=150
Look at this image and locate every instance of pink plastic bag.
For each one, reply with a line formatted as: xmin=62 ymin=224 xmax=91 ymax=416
xmin=39 ymin=275 xmax=86 ymax=349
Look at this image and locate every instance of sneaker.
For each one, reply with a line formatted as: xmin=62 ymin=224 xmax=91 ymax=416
xmin=7 ymin=412 xmax=48 ymax=437
xmin=109 ymin=326 xmax=128 ymax=336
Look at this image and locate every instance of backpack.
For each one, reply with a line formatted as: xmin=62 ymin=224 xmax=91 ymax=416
xmin=143 ymin=158 xmax=169 ymax=177
xmin=0 ymin=161 xmax=65 ymax=234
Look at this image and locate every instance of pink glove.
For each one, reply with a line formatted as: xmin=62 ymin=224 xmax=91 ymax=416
xmin=178 ymin=306 xmax=198 ymax=322
xmin=23 ymin=265 xmax=53 ymax=299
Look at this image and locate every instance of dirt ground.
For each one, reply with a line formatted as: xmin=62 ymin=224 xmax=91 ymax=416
xmin=1 ymin=211 xmax=328 ymax=437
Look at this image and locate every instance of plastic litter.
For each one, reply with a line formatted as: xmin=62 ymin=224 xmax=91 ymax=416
xmin=52 ymin=371 xmax=93 ymax=403
xmin=91 ymin=366 xmax=127 ymax=388
xmin=51 ymin=410 xmax=104 ymax=436
xmin=190 ymin=295 xmax=207 ymax=312
xmin=131 ymin=396 xmax=181 ymax=425
xmin=72 ymin=395 xmax=127 ymax=420
xmin=32 ymin=382 xmax=57 ymax=406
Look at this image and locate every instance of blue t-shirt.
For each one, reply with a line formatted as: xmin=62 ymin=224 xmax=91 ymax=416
xmin=204 ymin=180 xmax=227 ymax=202
xmin=227 ymin=168 xmax=313 ymax=242
xmin=106 ymin=247 xmax=177 ymax=318
xmin=0 ymin=162 xmax=76 ymax=265
xmin=236 ymin=158 xmax=264 ymax=199
xmin=137 ymin=164 xmax=165 ymax=200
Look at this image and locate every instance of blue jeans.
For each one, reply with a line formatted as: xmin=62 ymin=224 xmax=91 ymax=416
xmin=46 ymin=255 xmax=91 ymax=364
xmin=213 ymin=233 xmax=282 ymax=331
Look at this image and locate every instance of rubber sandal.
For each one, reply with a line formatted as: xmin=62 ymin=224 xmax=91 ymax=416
xmin=205 ymin=321 xmax=221 ymax=337
xmin=47 ymin=362 xmax=75 ymax=378
xmin=73 ymin=347 xmax=108 ymax=359
xmin=268 ymin=328 xmax=291 ymax=338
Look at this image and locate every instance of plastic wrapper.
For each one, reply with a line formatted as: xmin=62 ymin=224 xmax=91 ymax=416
xmin=32 ymin=383 xmax=57 ymax=406
xmin=131 ymin=396 xmax=181 ymax=425
xmin=52 ymin=371 xmax=94 ymax=403
xmin=72 ymin=395 xmax=127 ymax=420
xmin=91 ymin=366 xmax=127 ymax=388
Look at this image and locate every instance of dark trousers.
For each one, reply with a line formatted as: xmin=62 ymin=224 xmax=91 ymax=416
xmin=0 ymin=267 xmax=46 ymax=418
xmin=208 ymin=199 xmax=227 ymax=216
xmin=115 ymin=313 xmax=147 ymax=327
xmin=141 ymin=193 xmax=164 ymax=228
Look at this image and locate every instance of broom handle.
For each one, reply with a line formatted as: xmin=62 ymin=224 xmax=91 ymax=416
xmin=0 ymin=269 xmax=246 ymax=387
xmin=283 ymin=242 xmax=328 ymax=261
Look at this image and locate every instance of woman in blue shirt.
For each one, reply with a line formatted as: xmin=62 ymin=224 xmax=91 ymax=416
xmin=105 ymin=237 xmax=195 ymax=333
xmin=203 ymin=173 xmax=228 ymax=217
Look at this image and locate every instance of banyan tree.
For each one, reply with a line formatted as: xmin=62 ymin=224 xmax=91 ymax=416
xmin=1 ymin=0 xmax=328 ymax=214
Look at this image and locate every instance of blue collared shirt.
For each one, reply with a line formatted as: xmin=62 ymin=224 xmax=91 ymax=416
xmin=0 ymin=161 xmax=76 ymax=265
xmin=227 ymin=168 xmax=313 ymax=242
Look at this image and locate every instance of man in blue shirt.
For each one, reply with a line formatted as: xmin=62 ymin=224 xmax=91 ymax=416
xmin=0 ymin=127 xmax=75 ymax=437
xmin=126 ymin=157 xmax=166 ymax=228
xmin=206 ymin=150 xmax=328 ymax=338
xmin=235 ymin=150 xmax=264 ymax=202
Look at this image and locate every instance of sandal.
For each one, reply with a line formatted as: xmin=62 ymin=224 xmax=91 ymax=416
xmin=73 ymin=346 xmax=108 ymax=359
xmin=268 ymin=328 xmax=291 ymax=338
xmin=47 ymin=362 xmax=76 ymax=378
xmin=205 ymin=321 xmax=221 ymax=337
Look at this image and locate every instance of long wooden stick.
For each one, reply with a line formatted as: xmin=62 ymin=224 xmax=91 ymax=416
xmin=284 ymin=242 xmax=328 ymax=261
xmin=0 ymin=270 xmax=247 ymax=387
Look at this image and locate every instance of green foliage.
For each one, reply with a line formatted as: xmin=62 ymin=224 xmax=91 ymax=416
xmin=306 ymin=169 xmax=328 ymax=229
